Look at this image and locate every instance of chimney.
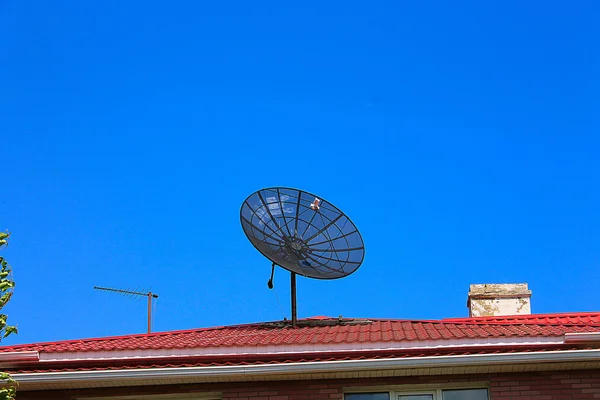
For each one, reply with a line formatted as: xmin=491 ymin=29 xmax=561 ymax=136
xmin=467 ymin=283 xmax=531 ymax=317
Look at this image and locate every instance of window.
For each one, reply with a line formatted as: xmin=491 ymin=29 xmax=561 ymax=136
xmin=346 ymin=394 xmax=390 ymax=400
xmin=442 ymin=389 xmax=488 ymax=400
xmin=345 ymin=389 xmax=488 ymax=400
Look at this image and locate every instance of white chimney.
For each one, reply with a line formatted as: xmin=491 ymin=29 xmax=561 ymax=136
xmin=467 ymin=283 xmax=531 ymax=317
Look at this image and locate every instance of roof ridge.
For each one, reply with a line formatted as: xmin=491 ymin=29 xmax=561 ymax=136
xmin=0 ymin=321 xmax=304 ymax=350
xmin=443 ymin=312 xmax=600 ymax=324
xmin=444 ymin=311 xmax=600 ymax=320
xmin=0 ymin=318 xmax=370 ymax=350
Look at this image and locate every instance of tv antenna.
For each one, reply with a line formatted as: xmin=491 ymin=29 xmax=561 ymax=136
xmin=94 ymin=286 xmax=159 ymax=333
xmin=240 ymin=187 xmax=365 ymax=328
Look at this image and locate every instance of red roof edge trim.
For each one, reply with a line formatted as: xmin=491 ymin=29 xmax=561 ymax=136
xmin=7 ymin=343 xmax=589 ymax=373
xmin=0 ymin=351 xmax=39 ymax=366
xmin=565 ymin=332 xmax=600 ymax=343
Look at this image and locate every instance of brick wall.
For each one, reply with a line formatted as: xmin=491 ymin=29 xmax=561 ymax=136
xmin=16 ymin=369 xmax=600 ymax=400
xmin=488 ymin=370 xmax=600 ymax=399
xmin=221 ymin=382 xmax=343 ymax=400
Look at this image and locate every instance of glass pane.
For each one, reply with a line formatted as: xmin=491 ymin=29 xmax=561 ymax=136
xmin=345 ymin=394 xmax=390 ymax=400
xmin=398 ymin=396 xmax=433 ymax=400
xmin=442 ymin=389 xmax=489 ymax=400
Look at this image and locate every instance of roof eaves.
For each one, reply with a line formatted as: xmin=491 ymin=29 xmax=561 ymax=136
xmin=12 ymin=348 xmax=600 ymax=389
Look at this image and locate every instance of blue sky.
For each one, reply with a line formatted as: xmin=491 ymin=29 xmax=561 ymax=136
xmin=1 ymin=1 xmax=599 ymax=345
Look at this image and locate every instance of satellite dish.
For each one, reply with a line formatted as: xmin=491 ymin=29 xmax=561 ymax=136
xmin=240 ymin=187 xmax=365 ymax=326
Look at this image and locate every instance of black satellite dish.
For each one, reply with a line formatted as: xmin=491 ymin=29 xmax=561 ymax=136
xmin=240 ymin=187 xmax=365 ymax=327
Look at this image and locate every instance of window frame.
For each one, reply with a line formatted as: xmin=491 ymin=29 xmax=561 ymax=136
xmin=344 ymin=383 xmax=489 ymax=400
xmin=396 ymin=390 xmax=436 ymax=399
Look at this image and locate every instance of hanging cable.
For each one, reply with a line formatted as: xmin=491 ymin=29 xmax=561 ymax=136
xmin=267 ymin=263 xmax=285 ymax=318
xmin=272 ymin=286 xmax=285 ymax=318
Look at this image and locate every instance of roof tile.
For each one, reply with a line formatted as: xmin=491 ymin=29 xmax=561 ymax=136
xmin=2 ymin=313 xmax=600 ymax=354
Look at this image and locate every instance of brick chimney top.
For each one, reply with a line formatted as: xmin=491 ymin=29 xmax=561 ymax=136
xmin=467 ymin=283 xmax=532 ymax=317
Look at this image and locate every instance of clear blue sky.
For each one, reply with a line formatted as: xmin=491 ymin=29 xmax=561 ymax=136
xmin=1 ymin=1 xmax=599 ymax=345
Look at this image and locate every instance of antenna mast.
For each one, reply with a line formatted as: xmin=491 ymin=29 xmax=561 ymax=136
xmin=94 ymin=286 xmax=159 ymax=333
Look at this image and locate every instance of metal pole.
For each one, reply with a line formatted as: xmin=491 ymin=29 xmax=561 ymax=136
xmin=291 ymin=272 xmax=297 ymax=328
xmin=147 ymin=292 xmax=152 ymax=334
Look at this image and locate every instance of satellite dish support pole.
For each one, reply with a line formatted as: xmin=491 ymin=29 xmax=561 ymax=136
xmin=291 ymin=272 xmax=297 ymax=328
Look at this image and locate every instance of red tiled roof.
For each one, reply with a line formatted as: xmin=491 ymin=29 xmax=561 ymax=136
xmin=2 ymin=313 xmax=600 ymax=354
xmin=444 ymin=312 xmax=600 ymax=325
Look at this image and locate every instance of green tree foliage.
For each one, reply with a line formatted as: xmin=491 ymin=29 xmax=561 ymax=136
xmin=0 ymin=231 xmax=16 ymax=400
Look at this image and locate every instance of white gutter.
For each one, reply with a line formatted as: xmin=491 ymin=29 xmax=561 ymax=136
xmin=13 ymin=349 xmax=600 ymax=384
xmin=564 ymin=332 xmax=600 ymax=343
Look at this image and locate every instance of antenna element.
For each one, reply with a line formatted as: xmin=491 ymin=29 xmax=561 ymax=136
xmin=94 ymin=286 xmax=159 ymax=333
